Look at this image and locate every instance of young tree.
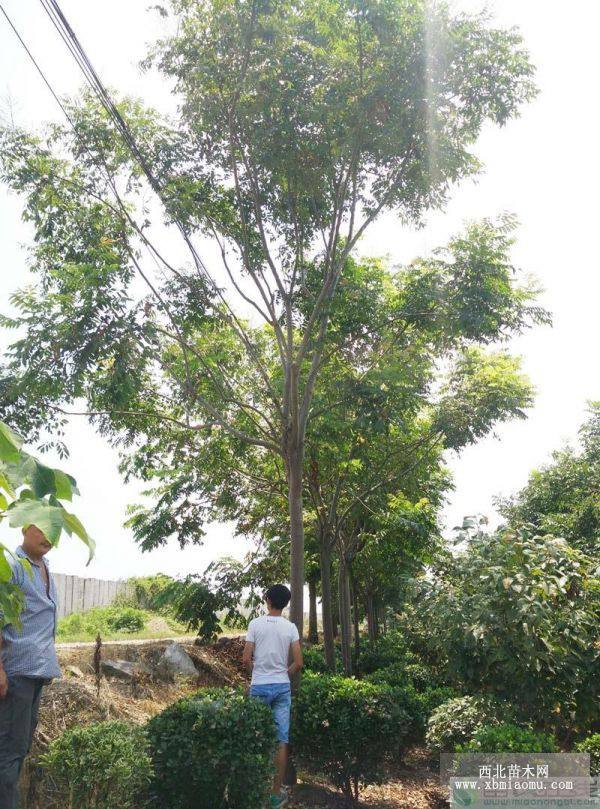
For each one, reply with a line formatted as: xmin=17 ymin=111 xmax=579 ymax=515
xmin=0 ymin=0 xmax=537 ymax=633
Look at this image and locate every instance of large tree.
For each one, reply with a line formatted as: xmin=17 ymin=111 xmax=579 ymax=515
xmin=127 ymin=219 xmax=546 ymax=674
xmin=0 ymin=0 xmax=536 ymax=633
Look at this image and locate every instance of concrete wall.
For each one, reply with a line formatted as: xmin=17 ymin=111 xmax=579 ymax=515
xmin=53 ymin=573 xmax=134 ymax=619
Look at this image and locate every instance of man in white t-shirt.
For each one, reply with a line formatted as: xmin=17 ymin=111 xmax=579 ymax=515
xmin=243 ymin=584 xmax=303 ymax=809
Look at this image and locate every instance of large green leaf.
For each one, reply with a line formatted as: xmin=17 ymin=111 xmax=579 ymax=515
xmin=0 ymin=467 xmax=15 ymax=499
xmin=54 ymin=469 xmax=79 ymax=501
xmin=7 ymin=497 xmax=65 ymax=544
xmin=62 ymin=508 xmax=95 ymax=563
xmin=0 ymin=550 xmax=12 ymax=583
xmin=0 ymin=422 xmax=23 ymax=464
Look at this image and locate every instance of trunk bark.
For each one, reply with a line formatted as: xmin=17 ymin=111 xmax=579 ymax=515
xmin=287 ymin=446 xmax=305 ymax=639
xmin=366 ymin=593 xmax=377 ymax=643
xmin=308 ymin=577 xmax=319 ymax=644
xmin=352 ymin=581 xmax=360 ymax=669
xmin=319 ymin=542 xmax=336 ymax=670
xmin=338 ymin=558 xmax=353 ymax=675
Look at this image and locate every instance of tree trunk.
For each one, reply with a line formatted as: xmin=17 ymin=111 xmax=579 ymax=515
xmin=352 ymin=580 xmax=360 ymax=669
xmin=308 ymin=577 xmax=319 ymax=644
xmin=287 ymin=446 xmax=305 ymax=639
xmin=366 ymin=593 xmax=377 ymax=643
xmin=338 ymin=558 xmax=353 ymax=675
xmin=319 ymin=542 xmax=336 ymax=670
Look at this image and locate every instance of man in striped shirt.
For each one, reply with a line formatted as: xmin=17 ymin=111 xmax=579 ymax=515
xmin=0 ymin=525 xmax=61 ymax=809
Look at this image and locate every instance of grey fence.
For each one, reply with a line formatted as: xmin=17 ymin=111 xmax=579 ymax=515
xmin=53 ymin=573 xmax=134 ymax=619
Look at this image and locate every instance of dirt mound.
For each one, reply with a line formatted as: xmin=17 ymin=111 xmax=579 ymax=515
xmin=20 ymin=638 xmax=245 ymax=809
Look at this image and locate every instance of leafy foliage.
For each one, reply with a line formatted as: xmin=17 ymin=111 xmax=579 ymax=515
xmin=0 ymin=0 xmax=540 ymax=632
xmin=41 ymin=721 xmax=152 ymax=809
xmin=457 ymin=723 xmax=558 ymax=754
xmin=0 ymin=419 xmax=92 ymax=626
xmin=146 ymin=688 xmax=277 ymax=809
xmin=426 ymin=695 xmax=505 ymax=754
xmin=150 ymin=574 xmax=241 ymax=642
xmin=128 ymin=574 xmax=175 ymax=610
xmin=499 ymin=403 xmax=600 ymax=559
xmin=421 ymin=527 xmax=600 ymax=731
xmin=294 ymin=671 xmax=408 ymax=802
xmin=107 ymin=607 xmax=146 ymax=633
xmin=575 ymin=734 xmax=600 ymax=777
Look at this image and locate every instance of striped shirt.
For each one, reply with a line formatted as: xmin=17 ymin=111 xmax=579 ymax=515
xmin=1 ymin=545 xmax=61 ymax=679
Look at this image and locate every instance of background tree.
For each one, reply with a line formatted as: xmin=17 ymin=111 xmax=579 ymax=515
xmin=0 ymin=0 xmax=537 ymax=633
xmin=499 ymin=403 xmax=600 ymax=559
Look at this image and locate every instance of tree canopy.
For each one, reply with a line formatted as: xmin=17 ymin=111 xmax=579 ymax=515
xmin=0 ymin=0 xmax=539 ymax=633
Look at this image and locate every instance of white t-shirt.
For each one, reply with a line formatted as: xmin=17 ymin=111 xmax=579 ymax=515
xmin=246 ymin=614 xmax=300 ymax=685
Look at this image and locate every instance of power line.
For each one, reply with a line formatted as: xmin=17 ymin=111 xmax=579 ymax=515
xmin=0 ymin=1 xmax=282 ymax=409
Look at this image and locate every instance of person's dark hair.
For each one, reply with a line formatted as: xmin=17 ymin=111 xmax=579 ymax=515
xmin=265 ymin=584 xmax=291 ymax=611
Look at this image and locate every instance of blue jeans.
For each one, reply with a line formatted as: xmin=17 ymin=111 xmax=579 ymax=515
xmin=250 ymin=683 xmax=292 ymax=744
xmin=0 ymin=676 xmax=46 ymax=809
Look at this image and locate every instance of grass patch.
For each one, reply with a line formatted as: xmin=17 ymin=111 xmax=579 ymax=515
xmin=56 ymin=606 xmax=193 ymax=643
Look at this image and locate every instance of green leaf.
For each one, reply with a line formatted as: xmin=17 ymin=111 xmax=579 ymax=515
xmin=30 ymin=460 xmax=57 ymax=498
xmin=0 ymin=550 xmax=12 ymax=583
xmin=0 ymin=468 xmax=15 ymax=499
xmin=0 ymin=492 xmax=7 ymax=511
xmin=7 ymin=497 xmax=65 ymax=544
xmin=54 ymin=469 xmax=79 ymax=501
xmin=0 ymin=422 xmax=23 ymax=464
xmin=62 ymin=508 xmax=95 ymax=563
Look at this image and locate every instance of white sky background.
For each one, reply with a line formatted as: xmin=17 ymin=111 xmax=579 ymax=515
xmin=0 ymin=0 xmax=598 ymax=578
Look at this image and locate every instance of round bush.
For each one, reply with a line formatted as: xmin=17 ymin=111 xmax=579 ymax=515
xmin=146 ymin=688 xmax=277 ymax=809
xmin=426 ymin=695 xmax=505 ymax=753
xmin=458 ymin=723 xmax=558 ymax=753
xmin=294 ymin=671 xmax=409 ymax=802
xmin=108 ymin=607 xmax=146 ymax=633
xmin=576 ymin=733 xmax=600 ymax=776
xmin=41 ymin=721 xmax=152 ymax=809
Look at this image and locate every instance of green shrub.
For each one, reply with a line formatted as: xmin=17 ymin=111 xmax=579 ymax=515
xmin=575 ymin=734 xmax=600 ymax=776
xmin=294 ymin=671 xmax=409 ymax=802
xmin=129 ymin=574 xmax=175 ymax=610
xmin=41 ymin=721 xmax=152 ymax=809
xmin=364 ymin=667 xmax=426 ymax=741
xmin=426 ymin=695 xmax=505 ymax=753
xmin=423 ymin=528 xmax=600 ymax=731
xmin=458 ymin=723 xmax=557 ymax=753
xmin=107 ymin=607 xmax=146 ymax=633
xmin=303 ymin=643 xmax=343 ymax=673
xmin=414 ymin=686 xmax=461 ymax=720
xmin=146 ymin=688 xmax=277 ymax=809
xmin=57 ymin=606 xmax=148 ymax=640
xmin=357 ymin=632 xmax=409 ymax=675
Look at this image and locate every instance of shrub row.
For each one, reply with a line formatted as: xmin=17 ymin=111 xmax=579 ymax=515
xmin=42 ymin=672 xmax=414 ymax=807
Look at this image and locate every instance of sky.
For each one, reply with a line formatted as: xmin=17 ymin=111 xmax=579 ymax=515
xmin=1 ymin=0 xmax=599 ymax=580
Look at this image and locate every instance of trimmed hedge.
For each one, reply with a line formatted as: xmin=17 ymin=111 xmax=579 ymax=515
xmin=146 ymin=688 xmax=277 ymax=809
xmin=294 ymin=671 xmax=408 ymax=802
xmin=41 ymin=721 xmax=152 ymax=809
